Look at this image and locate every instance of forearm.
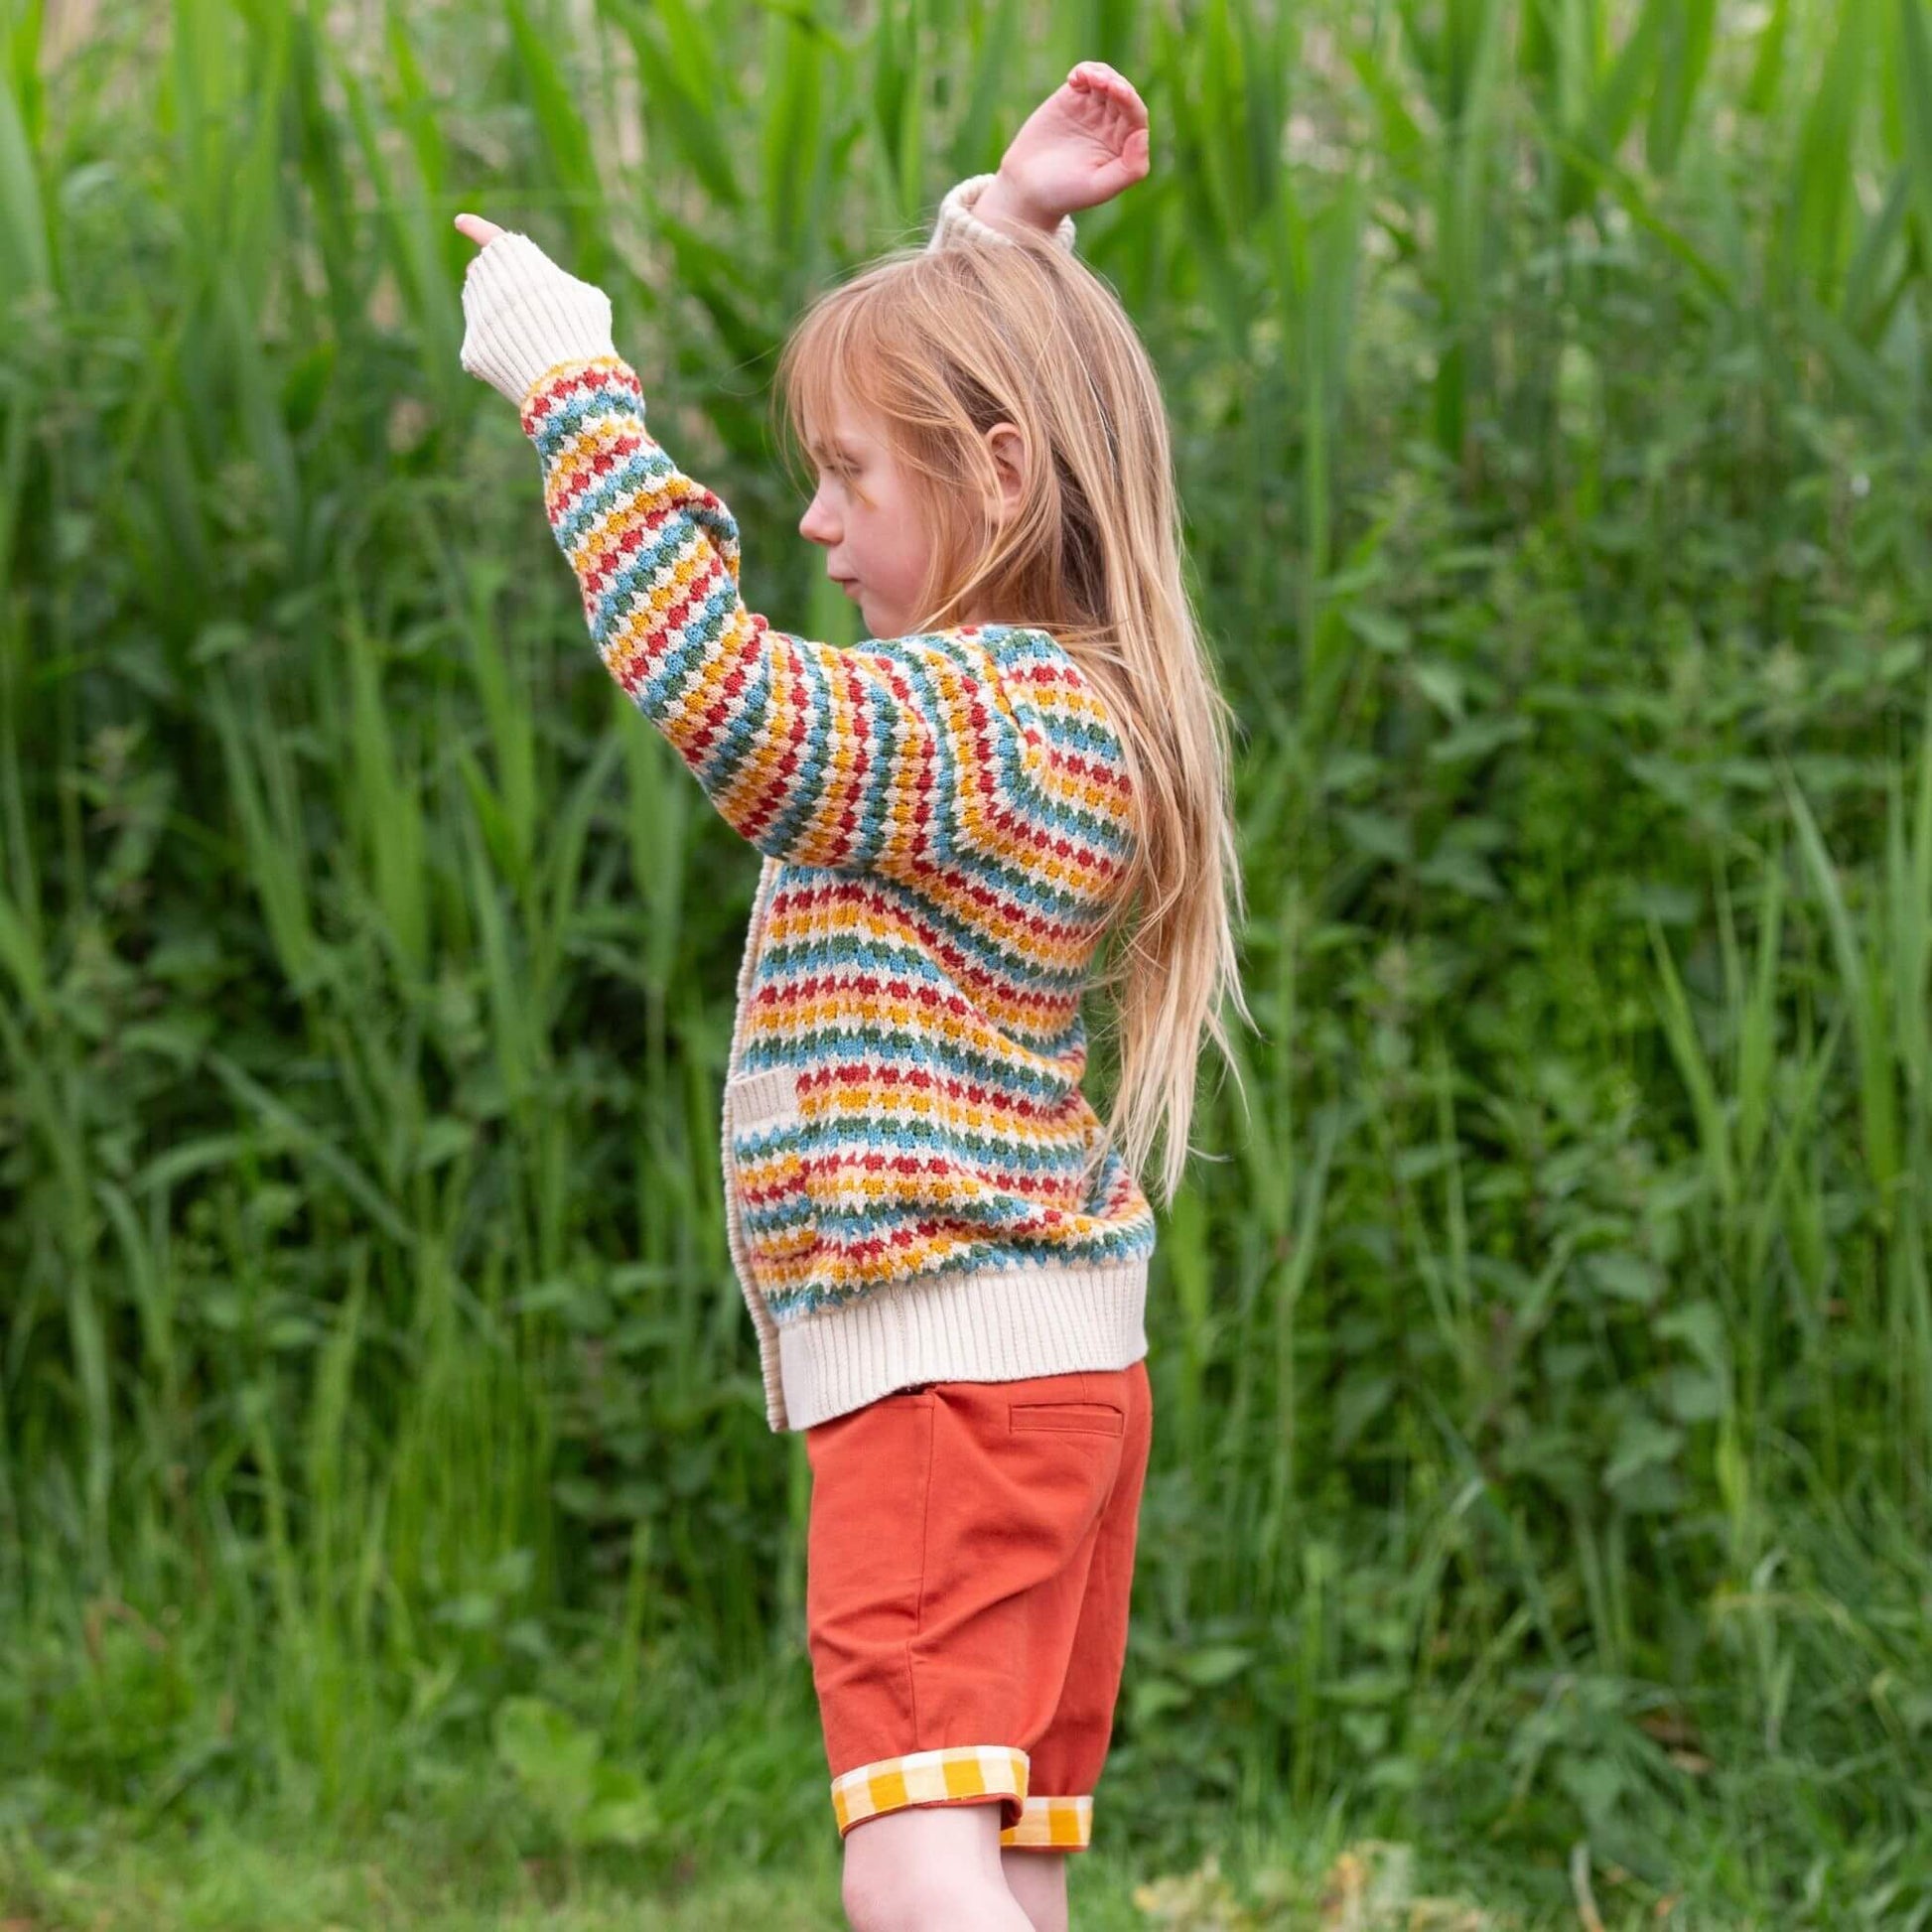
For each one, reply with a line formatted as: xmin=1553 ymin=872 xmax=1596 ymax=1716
xmin=461 ymin=228 xmax=1045 ymax=880
xmin=519 ymin=358 xmax=774 ymax=827
xmin=516 ymin=355 xmax=1037 ymax=880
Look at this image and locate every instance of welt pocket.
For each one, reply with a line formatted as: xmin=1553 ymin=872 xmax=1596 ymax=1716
xmin=725 ymin=1063 xmax=816 ymax=1278
xmin=1010 ymin=1401 xmax=1125 ymax=1438
xmin=725 ymin=1063 xmax=803 ymax=1132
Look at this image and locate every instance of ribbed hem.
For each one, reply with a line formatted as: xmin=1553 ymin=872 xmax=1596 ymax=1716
xmin=926 ymin=173 xmax=1078 ymax=253
xmin=775 ymin=1253 xmax=1149 ymax=1431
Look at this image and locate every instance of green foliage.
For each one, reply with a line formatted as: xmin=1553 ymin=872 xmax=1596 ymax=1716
xmin=492 ymin=1694 xmax=658 ymax=1856
xmin=3 ymin=0 xmax=1932 ymax=1919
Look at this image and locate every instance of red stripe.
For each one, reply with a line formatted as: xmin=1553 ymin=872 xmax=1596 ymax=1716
xmin=809 ymin=1201 xmax=1085 ymax=1266
xmin=741 ymin=1144 xmax=1090 ymax=1218
xmin=794 ymin=1055 xmax=1091 ymax=1130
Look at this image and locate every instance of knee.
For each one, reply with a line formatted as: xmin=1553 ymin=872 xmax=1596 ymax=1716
xmin=840 ymin=1839 xmax=913 ymax=1932
xmin=840 ymin=1855 xmax=887 ymax=1932
xmin=841 ymin=1858 xmax=941 ymax=1932
xmin=840 ymin=1838 xmax=990 ymax=1932
xmin=838 ymin=1863 xmax=875 ymax=1932
xmin=1001 ymin=1851 xmax=1070 ymax=1932
xmin=839 ymin=1799 xmax=1018 ymax=1932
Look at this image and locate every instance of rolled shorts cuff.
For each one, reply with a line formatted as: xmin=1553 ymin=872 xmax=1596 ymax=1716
xmin=830 ymin=1744 xmax=1028 ymax=1837
xmin=1000 ymin=1792 xmax=1094 ymax=1851
xmin=828 ymin=1746 xmax=1095 ymax=1850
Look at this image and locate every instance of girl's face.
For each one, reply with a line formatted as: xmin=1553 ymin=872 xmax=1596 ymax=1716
xmin=798 ymin=397 xmax=1026 ymax=640
xmin=796 ymin=401 xmax=932 ymax=639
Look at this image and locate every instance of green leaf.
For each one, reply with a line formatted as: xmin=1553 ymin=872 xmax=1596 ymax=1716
xmin=0 ymin=49 xmax=51 ymax=299
xmin=1657 ymin=1300 xmax=1729 ymax=1381
xmin=578 ymin=1763 xmax=659 ymax=1849
xmin=493 ymin=1696 xmax=601 ymax=1833
xmin=1582 ymin=1251 xmax=1664 ymax=1307
xmin=1179 ymin=1644 xmax=1254 ymax=1688
xmin=1605 ymin=1412 xmax=1683 ymax=1490
xmin=1894 ymin=0 xmax=1932 ymax=270
xmin=1656 ymin=1365 xmax=1728 ymax=1424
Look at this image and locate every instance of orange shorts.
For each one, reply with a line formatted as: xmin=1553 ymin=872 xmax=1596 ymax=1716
xmin=803 ymin=1360 xmax=1153 ymax=1854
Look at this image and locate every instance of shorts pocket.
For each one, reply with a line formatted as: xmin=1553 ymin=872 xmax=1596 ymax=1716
xmin=869 ymin=1382 xmax=934 ymax=1409
xmin=1010 ymin=1400 xmax=1126 ymax=1438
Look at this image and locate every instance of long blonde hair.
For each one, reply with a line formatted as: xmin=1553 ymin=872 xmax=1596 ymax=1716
xmin=770 ymin=228 xmax=1253 ymax=1210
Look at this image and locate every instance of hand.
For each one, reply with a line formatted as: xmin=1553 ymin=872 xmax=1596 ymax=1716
xmin=991 ymin=62 xmax=1151 ymax=227
xmin=453 ymin=211 xmax=616 ymax=406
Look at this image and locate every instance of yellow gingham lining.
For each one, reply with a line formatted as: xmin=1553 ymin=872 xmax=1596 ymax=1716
xmin=1000 ymin=1793 xmax=1093 ymax=1850
xmin=829 ymin=1746 xmax=1094 ymax=1849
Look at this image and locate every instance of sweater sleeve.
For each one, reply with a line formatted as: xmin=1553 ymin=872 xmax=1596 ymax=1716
xmin=925 ymin=174 xmax=1078 ymax=253
xmin=515 ymin=353 xmax=1040 ymax=882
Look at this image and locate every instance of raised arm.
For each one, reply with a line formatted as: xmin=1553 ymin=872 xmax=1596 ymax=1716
xmin=928 ymin=62 xmax=1150 ymax=251
xmin=451 ymin=64 xmax=1148 ymax=877
xmin=456 ymin=229 xmax=1039 ymax=887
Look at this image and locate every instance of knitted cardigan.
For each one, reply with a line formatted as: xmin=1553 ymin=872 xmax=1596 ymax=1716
xmin=460 ymin=175 xmax=1156 ymax=1430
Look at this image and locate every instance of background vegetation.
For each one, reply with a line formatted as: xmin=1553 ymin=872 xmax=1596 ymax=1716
xmin=3 ymin=0 xmax=1931 ymax=1923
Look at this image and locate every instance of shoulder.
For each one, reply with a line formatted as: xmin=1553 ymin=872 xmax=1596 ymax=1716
xmin=945 ymin=626 xmax=1136 ymax=848
xmin=853 ymin=622 xmax=1058 ymax=696
xmin=862 ymin=624 xmax=1124 ymax=759
xmin=974 ymin=626 xmax=1128 ymax=760
xmin=923 ymin=622 xmax=1097 ymax=698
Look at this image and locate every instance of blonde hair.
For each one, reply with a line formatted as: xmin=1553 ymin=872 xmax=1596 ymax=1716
xmin=770 ymin=228 xmax=1253 ymax=1210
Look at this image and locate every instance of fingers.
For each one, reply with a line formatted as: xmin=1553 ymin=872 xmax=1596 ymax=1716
xmin=454 ymin=210 xmax=506 ymax=249
xmin=1066 ymin=60 xmax=1147 ymax=127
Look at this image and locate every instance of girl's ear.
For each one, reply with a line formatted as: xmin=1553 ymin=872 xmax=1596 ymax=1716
xmin=985 ymin=422 xmax=1029 ymax=528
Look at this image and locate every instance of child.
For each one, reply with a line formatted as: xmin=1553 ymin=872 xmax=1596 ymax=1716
xmin=456 ymin=61 xmax=1249 ymax=1932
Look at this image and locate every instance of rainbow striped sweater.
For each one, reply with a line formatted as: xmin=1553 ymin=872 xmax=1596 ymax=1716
xmin=461 ymin=180 xmax=1156 ymax=1430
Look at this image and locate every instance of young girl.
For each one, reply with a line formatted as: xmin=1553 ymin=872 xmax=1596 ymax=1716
xmin=456 ymin=62 xmax=1249 ymax=1932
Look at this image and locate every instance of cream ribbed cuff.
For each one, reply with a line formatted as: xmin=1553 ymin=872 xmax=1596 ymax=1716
xmin=458 ymin=230 xmax=618 ymax=408
xmin=927 ymin=174 xmax=1078 ymax=254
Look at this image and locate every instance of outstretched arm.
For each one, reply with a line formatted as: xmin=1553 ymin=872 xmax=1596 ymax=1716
xmin=928 ymin=61 xmax=1151 ymax=250
xmin=455 ymin=222 xmax=1040 ymax=886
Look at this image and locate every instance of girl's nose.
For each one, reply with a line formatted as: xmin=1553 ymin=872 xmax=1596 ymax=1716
xmin=798 ymin=490 xmax=838 ymax=545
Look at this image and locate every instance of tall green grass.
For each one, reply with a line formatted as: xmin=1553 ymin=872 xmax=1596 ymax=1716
xmin=3 ymin=0 xmax=1931 ymax=1917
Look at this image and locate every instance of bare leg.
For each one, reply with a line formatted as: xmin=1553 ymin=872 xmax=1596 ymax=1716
xmin=1000 ymin=1849 xmax=1070 ymax=1932
xmin=841 ymin=1802 xmax=1037 ymax=1932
